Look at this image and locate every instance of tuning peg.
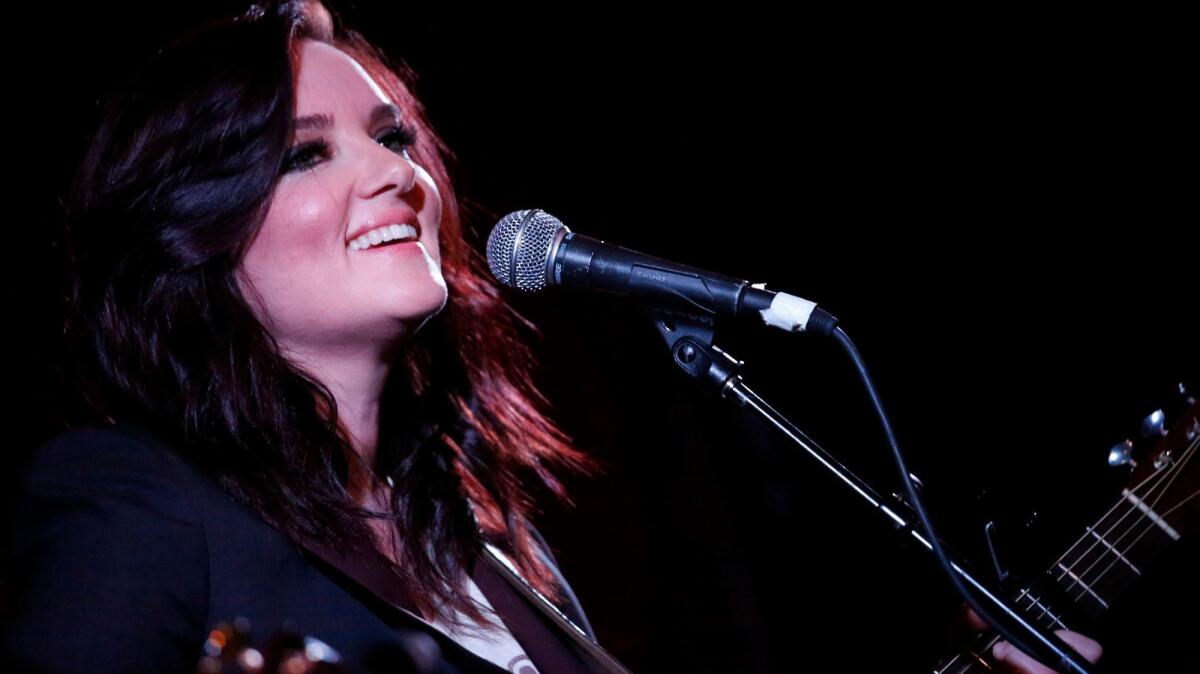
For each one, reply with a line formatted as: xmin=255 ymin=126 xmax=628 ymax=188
xmin=1140 ymin=409 xmax=1167 ymax=438
xmin=1107 ymin=439 xmax=1136 ymax=468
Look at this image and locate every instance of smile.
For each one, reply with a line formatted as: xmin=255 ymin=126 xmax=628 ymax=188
xmin=348 ymin=223 xmax=419 ymax=250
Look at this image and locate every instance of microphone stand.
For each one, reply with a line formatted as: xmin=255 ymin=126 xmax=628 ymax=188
xmin=642 ymin=306 xmax=1096 ymax=674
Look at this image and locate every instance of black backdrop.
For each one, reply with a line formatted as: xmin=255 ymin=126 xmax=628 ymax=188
xmin=7 ymin=3 xmax=1196 ymax=672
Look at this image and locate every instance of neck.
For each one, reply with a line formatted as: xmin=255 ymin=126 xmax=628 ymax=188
xmin=280 ymin=338 xmax=399 ymax=503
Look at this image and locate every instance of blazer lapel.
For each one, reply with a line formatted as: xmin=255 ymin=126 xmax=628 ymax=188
xmin=295 ymin=538 xmax=516 ymax=674
xmin=481 ymin=545 xmax=635 ymax=674
xmin=293 ymin=535 xmax=420 ymax=616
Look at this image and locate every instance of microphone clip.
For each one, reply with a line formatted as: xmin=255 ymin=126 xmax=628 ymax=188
xmin=644 ymin=307 xmax=745 ymax=400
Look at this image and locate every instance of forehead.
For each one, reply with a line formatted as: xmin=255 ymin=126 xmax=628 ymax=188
xmin=293 ymin=39 xmax=392 ymax=116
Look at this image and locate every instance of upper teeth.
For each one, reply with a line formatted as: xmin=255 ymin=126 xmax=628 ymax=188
xmin=349 ymin=223 xmax=418 ymax=250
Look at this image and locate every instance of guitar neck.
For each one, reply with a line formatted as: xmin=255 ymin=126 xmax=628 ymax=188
xmin=933 ymin=398 xmax=1199 ymax=674
xmin=1040 ymin=487 xmax=1186 ymax=623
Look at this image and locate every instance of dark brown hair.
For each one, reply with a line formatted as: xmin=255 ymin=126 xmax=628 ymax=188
xmin=62 ymin=0 xmax=597 ymax=626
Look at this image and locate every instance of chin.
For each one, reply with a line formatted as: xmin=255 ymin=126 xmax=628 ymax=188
xmin=396 ymin=286 xmax=449 ymax=330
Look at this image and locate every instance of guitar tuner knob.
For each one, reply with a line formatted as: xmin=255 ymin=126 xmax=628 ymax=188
xmin=1140 ymin=409 xmax=1167 ymax=438
xmin=1107 ymin=439 xmax=1136 ymax=468
xmin=1154 ymin=450 xmax=1175 ymax=470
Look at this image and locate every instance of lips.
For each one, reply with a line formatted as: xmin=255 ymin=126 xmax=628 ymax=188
xmin=347 ymin=206 xmax=422 ymax=245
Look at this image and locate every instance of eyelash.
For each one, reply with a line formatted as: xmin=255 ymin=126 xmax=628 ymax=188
xmin=283 ymin=123 xmax=418 ymax=174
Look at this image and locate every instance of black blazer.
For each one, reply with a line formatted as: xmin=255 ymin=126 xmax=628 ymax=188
xmin=0 ymin=424 xmax=631 ymax=674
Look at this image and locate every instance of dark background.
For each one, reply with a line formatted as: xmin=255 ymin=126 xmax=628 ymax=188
xmin=7 ymin=3 xmax=1196 ymax=672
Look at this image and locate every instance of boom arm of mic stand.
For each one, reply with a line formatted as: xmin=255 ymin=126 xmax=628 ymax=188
xmin=643 ymin=307 xmax=1096 ymax=674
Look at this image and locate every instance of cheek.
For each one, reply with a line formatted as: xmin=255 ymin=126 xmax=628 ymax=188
xmin=250 ymin=188 xmax=345 ymax=270
xmin=238 ymin=187 xmax=348 ymax=313
xmin=413 ymin=165 xmax=444 ymax=258
xmin=414 ymin=164 xmax=442 ymax=216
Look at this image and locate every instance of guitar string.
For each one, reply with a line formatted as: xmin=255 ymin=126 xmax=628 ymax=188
xmin=1008 ymin=454 xmax=1178 ymax=626
xmin=1045 ymin=432 xmax=1186 ymax=575
xmin=1065 ymin=434 xmax=1198 ymax=605
xmin=1052 ymin=432 xmax=1196 ymax=606
xmin=937 ymin=453 xmax=1185 ymax=674
xmin=936 ymin=416 xmax=1197 ymax=673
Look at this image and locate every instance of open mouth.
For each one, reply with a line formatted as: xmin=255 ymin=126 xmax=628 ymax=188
xmin=365 ymin=238 xmax=416 ymax=249
xmin=348 ymin=223 xmax=420 ymax=250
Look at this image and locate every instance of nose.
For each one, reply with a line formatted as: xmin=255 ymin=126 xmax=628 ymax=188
xmin=356 ymin=141 xmax=418 ymax=200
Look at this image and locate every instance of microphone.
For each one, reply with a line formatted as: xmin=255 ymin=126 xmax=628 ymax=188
xmin=485 ymin=209 xmax=837 ymax=335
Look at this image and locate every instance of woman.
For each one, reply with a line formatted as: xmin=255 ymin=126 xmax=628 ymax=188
xmin=0 ymin=2 xmax=1102 ymax=673
xmin=1 ymin=1 xmax=611 ymax=672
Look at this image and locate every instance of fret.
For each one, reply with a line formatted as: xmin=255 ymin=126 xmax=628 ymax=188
xmin=1054 ymin=563 xmax=1109 ymax=609
xmin=934 ymin=634 xmax=1000 ymax=674
xmin=957 ymin=648 xmax=994 ymax=672
xmin=1083 ymin=526 xmax=1142 ymax=575
xmin=1015 ymin=587 xmax=1068 ymax=630
xmin=1075 ymin=509 xmax=1145 ymax=572
xmin=928 ymin=398 xmax=1198 ymax=673
xmin=1052 ymin=503 xmax=1178 ymax=615
xmin=969 ymin=649 xmax=995 ymax=671
xmin=1082 ymin=519 xmax=1175 ymax=602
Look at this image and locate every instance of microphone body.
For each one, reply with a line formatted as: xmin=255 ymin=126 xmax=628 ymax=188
xmin=552 ymin=229 xmax=758 ymax=320
xmin=487 ymin=209 xmax=836 ymax=334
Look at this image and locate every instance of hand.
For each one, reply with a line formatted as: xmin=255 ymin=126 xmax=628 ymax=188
xmin=963 ymin=607 xmax=1103 ymax=674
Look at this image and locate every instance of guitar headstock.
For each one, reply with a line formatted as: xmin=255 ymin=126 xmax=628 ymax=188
xmin=1108 ymin=382 xmax=1199 ymax=540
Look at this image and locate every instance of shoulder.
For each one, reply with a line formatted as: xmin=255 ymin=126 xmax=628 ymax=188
xmin=7 ymin=421 xmax=211 ymax=571
xmin=2 ymin=423 xmax=211 ymax=672
xmin=16 ymin=423 xmax=210 ymax=520
xmin=23 ymin=422 xmax=183 ymax=472
xmin=25 ymin=422 xmax=184 ymax=465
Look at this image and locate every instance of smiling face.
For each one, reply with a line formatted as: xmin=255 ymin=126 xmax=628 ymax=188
xmin=237 ymin=38 xmax=447 ymax=359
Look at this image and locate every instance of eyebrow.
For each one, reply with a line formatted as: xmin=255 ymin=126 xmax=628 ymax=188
xmin=294 ymin=103 xmax=403 ymax=131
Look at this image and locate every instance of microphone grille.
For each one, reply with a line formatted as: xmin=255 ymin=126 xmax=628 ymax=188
xmin=486 ymin=209 xmax=566 ymax=293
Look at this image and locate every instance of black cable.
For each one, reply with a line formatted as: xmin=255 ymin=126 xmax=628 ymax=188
xmin=831 ymin=325 xmax=1092 ymax=674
